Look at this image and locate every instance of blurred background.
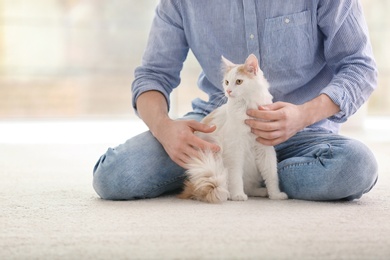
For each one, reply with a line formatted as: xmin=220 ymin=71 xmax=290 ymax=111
xmin=0 ymin=0 xmax=389 ymax=121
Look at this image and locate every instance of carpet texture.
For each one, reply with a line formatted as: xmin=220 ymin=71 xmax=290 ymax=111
xmin=1 ymin=127 xmax=389 ymax=259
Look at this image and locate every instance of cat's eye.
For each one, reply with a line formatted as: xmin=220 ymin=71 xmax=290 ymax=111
xmin=236 ymin=79 xmax=243 ymax=85
xmin=225 ymin=80 xmax=229 ymax=85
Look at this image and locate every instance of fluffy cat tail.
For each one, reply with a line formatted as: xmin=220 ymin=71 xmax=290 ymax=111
xmin=178 ymin=150 xmax=229 ymax=203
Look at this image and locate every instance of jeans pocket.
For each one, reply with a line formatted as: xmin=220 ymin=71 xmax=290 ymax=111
xmin=263 ymin=10 xmax=313 ymax=72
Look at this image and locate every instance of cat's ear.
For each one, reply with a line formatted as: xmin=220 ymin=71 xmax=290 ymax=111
xmin=221 ymin=56 xmax=236 ymax=72
xmin=244 ymin=54 xmax=260 ymax=76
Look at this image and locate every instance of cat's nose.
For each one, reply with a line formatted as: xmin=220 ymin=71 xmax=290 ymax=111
xmin=226 ymin=90 xmax=232 ymax=96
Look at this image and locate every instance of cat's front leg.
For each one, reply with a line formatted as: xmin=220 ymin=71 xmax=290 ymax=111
xmin=228 ymin=187 xmax=248 ymax=201
xmin=225 ymin=158 xmax=248 ymax=201
xmin=255 ymin=145 xmax=288 ymax=200
xmin=230 ymin=194 xmax=248 ymax=201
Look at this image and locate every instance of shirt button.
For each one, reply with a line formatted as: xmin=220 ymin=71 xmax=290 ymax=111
xmin=250 ymin=34 xmax=254 ymax=39
xmin=284 ymin=18 xmax=290 ymax=24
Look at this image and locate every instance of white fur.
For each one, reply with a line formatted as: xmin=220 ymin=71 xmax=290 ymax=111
xmin=185 ymin=150 xmax=229 ymax=203
xmin=184 ymin=54 xmax=288 ymax=203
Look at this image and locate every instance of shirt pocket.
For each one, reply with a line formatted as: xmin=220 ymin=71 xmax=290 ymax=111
xmin=263 ymin=10 xmax=313 ymax=72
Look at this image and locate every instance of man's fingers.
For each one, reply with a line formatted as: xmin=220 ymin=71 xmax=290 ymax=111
xmin=255 ymin=136 xmax=283 ymax=146
xmin=186 ymin=120 xmax=220 ymax=152
xmin=188 ymin=120 xmax=216 ymax=133
xmin=247 ymin=109 xmax=278 ymax=121
xmin=245 ymin=119 xmax=279 ymax=132
xmin=260 ymin=102 xmax=286 ymax=111
xmin=193 ymin=137 xmax=220 ymax=153
xmin=247 ymin=102 xmax=288 ymax=121
xmin=170 ymin=146 xmax=196 ymax=169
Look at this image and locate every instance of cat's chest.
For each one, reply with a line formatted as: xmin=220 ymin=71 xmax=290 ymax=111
xmin=223 ymin=112 xmax=252 ymax=138
xmin=219 ymin=117 xmax=254 ymax=153
xmin=214 ymin=100 xmax=258 ymax=139
xmin=225 ymin=100 xmax=257 ymax=122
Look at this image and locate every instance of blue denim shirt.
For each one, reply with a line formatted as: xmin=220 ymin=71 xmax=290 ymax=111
xmin=132 ymin=0 xmax=377 ymax=133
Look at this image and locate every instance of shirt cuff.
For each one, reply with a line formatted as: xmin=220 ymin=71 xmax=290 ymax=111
xmin=320 ymin=86 xmax=352 ymax=123
xmin=132 ymin=85 xmax=171 ymax=116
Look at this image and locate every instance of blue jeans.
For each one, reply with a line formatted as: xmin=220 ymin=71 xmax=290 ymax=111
xmin=93 ymin=114 xmax=378 ymax=201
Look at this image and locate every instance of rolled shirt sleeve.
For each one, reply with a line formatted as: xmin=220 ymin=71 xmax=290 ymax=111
xmin=131 ymin=0 xmax=188 ymax=114
xmin=317 ymin=0 xmax=378 ymax=123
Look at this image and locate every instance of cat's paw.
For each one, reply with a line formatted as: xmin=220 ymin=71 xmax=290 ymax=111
xmin=229 ymin=193 xmax=248 ymax=201
xmin=269 ymin=192 xmax=288 ymax=200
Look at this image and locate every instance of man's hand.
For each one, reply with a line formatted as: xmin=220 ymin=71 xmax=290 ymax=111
xmin=245 ymin=94 xmax=340 ymax=146
xmin=154 ymin=119 xmax=220 ymax=169
xmin=136 ymin=91 xmax=220 ymax=169
xmin=245 ymin=102 xmax=306 ymax=146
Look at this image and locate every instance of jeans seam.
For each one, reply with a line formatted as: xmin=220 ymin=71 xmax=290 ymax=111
xmin=143 ymin=175 xmax=186 ymax=198
xmin=279 ymin=159 xmax=321 ymax=172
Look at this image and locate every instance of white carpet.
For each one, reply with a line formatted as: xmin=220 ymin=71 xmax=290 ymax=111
xmin=1 ymin=119 xmax=390 ymax=259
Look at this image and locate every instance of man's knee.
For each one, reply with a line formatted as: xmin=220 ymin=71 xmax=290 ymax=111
xmin=92 ymin=148 xmax=140 ymax=200
xmin=93 ymin=150 xmax=122 ymax=200
xmin=340 ymin=140 xmax=378 ymax=200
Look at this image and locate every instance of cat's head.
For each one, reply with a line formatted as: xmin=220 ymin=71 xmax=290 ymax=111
xmin=221 ymin=54 xmax=268 ymax=100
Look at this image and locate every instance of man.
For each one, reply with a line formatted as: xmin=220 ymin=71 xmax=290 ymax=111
xmin=93 ymin=0 xmax=378 ymax=201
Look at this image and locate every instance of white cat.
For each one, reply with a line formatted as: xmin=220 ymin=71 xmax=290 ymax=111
xmin=179 ymin=54 xmax=288 ymax=203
